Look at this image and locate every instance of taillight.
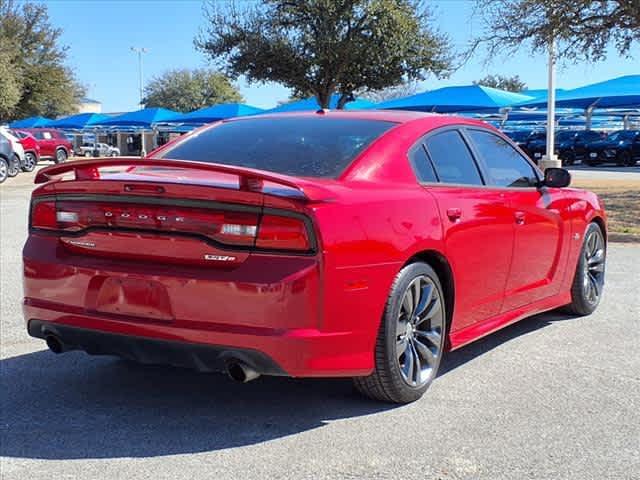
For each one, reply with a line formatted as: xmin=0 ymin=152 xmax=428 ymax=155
xmin=30 ymin=201 xmax=57 ymax=229
xmin=30 ymin=199 xmax=313 ymax=253
xmin=256 ymin=214 xmax=310 ymax=251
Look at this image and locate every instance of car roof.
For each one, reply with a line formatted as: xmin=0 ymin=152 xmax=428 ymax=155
xmin=225 ymin=109 xmax=494 ymax=132
xmin=227 ymin=109 xmax=462 ymax=124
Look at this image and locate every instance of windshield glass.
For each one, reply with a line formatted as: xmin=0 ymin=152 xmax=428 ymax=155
xmin=159 ymin=116 xmax=397 ymax=178
xmin=608 ymin=131 xmax=637 ymax=142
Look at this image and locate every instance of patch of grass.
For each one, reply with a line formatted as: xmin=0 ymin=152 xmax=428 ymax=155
xmin=572 ymin=179 xmax=640 ymax=241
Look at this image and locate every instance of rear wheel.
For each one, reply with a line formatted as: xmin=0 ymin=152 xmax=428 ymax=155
xmin=7 ymin=154 xmax=20 ymax=177
xmin=565 ymin=222 xmax=606 ymax=315
xmin=55 ymin=148 xmax=67 ymax=164
xmin=617 ymin=150 xmax=635 ymax=167
xmin=0 ymin=157 xmax=8 ymax=183
xmin=562 ymin=152 xmax=575 ymax=166
xmin=353 ymin=262 xmax=446 ymax=403
xmin=22 ymin=152 xmax=37 ymax=172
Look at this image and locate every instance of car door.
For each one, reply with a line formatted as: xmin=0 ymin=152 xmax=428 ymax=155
xmin=39 ymin=131 xmax=55 ymax=157
xmin=412 ymin=128 xmax=515 ymax=332
xmin=464 ymin=128 xmax=570 ymax=312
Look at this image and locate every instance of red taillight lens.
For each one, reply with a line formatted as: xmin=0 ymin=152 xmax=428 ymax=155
xmin=30 ymin=200 xmax=312 ymax=252
xmin=256 ymin=215 xmax=310 ymax=251
xmin=30 ymin=201 xmax=57 ymax=229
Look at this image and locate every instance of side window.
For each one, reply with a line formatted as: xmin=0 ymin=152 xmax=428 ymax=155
xmin=409 ymin=144 xmax=438 ymax=182
xmin=467 ymin=129 xmax=538 ymax=188
xmin=424 ymin=130 xmax=483 ymax=185
xmin=33 ymin=132 xmax=44 ymax=139
xmin=42 ymin=132 xmax=53 ymax=140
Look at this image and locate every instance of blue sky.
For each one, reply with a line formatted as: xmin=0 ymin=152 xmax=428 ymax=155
xmin=46 ymin=0 xmax=639 ymax=113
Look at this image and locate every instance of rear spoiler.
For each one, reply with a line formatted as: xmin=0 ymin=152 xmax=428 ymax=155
xmin=34 ymin=158 xmax=336 ymax=202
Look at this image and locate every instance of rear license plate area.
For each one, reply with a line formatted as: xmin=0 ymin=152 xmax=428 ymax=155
xmin=93 ymin=277 xmax=174 ymax=321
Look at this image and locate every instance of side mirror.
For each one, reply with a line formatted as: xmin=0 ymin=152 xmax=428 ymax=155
xmin=542 ymin=167 xmax=571 ymax=188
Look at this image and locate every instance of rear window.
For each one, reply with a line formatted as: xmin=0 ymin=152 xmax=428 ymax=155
xmin=159 ymin=116 xmax=396 ymax=178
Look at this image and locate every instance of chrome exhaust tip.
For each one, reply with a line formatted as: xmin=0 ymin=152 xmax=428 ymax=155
xmin=225 ymin=361 xmax=261 ymax=383
xmin=45 ymin=334 xmax=66 ymax=354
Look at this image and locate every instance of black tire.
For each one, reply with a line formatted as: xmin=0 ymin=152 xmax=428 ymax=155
xmin=55 ymin=148 xmax=68 ymax=164
xmin=0 ymin=157 xmax=8 ymax=183
xmin=565 ymin=222 xmax=606 ymax=316
xmin=22 ymin=152 xmax=37 ymax=172
xmin=7 ymin=154 xmax=20 ymax=177
xmin=617 ymin=150 xmax=635 ymax=167
xmin=353 ymin=262 xmax=447 ymax=404
xmin=562 ymin=152 xmax=575 ymax=166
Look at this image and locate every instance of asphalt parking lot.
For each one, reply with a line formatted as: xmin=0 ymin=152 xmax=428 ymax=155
xmin=1 ymin=168 xmax=639 ymax=480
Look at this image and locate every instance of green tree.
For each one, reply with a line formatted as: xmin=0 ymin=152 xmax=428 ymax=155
xmin=0 ymin=37 xmax=21 ymax=119
xmin=475 ymin=0 xmax=640 ymax=61
xmin=143 ymin=68 xmax=243 ymax=112
xmin=196 ymin=0 xmax=452 ymax=109
xmin=361 ymin=82 xmax=420 ymax=103
xmin=0 ymin=0 xmax=85 ymax=119
xmin=473 ymin=74 xmax=527 ymax=92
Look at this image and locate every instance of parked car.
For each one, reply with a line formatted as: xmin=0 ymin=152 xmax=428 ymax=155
xmin=10 ymin=129 xmax=40 ymax=172
xmin=24 ymin=111 xmax=607 ymax=403
xmin=527 ymin=130 xmax=604 ymax=165
xmin=503 ymin=130 xmax=533 ymax=154
xmin=585 ymin=130 xmax=640 ymax=167
xmin=24 ymin=128 xmax=73 ymax=163
xmin=0 ymin=132 xmax=15 ymax=184
xmin=76 ymin=142 xmax=121 ymax=157
xmin=0 ymin=126 xmax=25 ymax=177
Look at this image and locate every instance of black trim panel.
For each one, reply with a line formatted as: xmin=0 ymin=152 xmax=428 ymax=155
xmin=28 ymin=320 xmax=288 ymax=376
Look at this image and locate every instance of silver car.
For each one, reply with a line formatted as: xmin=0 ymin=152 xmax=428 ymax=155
xmin=77 ymin=142 xmax=120 ymax=157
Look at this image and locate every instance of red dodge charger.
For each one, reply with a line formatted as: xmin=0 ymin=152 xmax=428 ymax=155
xmin=23 ymin=111 xmax=607 ymax=403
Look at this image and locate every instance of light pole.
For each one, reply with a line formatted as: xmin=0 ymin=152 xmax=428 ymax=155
xmin=131 ymin=47 xmax=148 ymax=156
xmin=540 ymin=37 xmax=561 ymax=171
xmin=130 ymin=47 xmax=148 ymax=108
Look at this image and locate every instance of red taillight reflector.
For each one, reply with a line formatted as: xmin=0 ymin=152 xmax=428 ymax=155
xmin=31 ymin=201 xmax=57 ymax=229
xmin=256 ymin=215 xmax=310 ymax=251
xmin=30 ymin=200 xmax=313 ymax=253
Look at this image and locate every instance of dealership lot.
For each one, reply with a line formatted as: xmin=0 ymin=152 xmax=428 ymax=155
xmin=1 ymin=169 xmax=639 ymax=480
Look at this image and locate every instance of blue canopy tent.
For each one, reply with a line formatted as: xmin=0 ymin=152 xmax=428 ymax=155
xmin=518 ymin=75 xmax=640 ymax=128
xmin=521 ymin=88 xmax=567 ymax=99
xmin=262 ymin=95 xmax=374 ymax=113
xmin=162 ymin=103 xmax=264 ymax=124
xmin=46 ymin=113 xmax=110 ymax=130
xmin=91 ymin=108 xmax=181 ymax=156
xmin=9 ymin=116 xmax=53 ymax=128
xmin=373 ymin=85 xmax=533 ymax=113
xmin=93 ymin=107 xmax=180 ymax=128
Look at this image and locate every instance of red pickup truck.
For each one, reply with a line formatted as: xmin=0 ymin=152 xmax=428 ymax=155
xmin=24 ymin=128 xmax=73 ymax=163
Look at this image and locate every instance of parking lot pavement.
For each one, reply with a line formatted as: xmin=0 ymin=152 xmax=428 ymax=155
xmin=567 ymin=164 xmax=640 ymax=182
xmin=1 ymin=169 xmax=639 ymax=480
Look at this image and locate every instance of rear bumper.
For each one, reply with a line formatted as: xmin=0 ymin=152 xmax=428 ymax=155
xmin=28 ymin=319 xmax=286 ymax=375
xmin=23 ymin=234 xmax=375 ymax=377
xmin=23 ymin=301 xmax=372 ymax=377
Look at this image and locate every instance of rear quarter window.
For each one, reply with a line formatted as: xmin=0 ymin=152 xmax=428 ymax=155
xmin=159 ymin=116 xmax=396 ymax=178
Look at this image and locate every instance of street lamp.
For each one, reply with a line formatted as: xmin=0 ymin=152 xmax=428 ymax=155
xmin=540 ymin=37 xmax=561 ymax=171
xmin=131 ymin=47 xmax=148 ymax=157
xmin=130 ymin=47 xmax=148 ymax=108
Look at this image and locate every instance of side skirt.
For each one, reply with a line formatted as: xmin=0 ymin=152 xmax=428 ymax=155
xmin=448 ymin=291 xmax=572 ymax=351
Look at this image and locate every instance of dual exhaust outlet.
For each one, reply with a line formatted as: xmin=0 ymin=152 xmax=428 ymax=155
xmin=44 ymin=334 xmax=261 ymax=383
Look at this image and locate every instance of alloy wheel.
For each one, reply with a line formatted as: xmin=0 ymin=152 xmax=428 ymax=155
xmin=0 ymin=158 xmax=8 ymax=183
xmin=396 ymin=276 xmax=444 ymax=387
xmin=582 ymin=228 xmax=605 ymax=305
xmin=56 ymin=149 xmax=67 ymax=163
xmin=23 ymin=152 xmax=37 ymax=172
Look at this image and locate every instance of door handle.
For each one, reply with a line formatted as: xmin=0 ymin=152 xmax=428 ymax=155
xmin=446 ymin=208 xmax=462 ymax=222
xmin=514 ymin=211 xmax=526 ymax=225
